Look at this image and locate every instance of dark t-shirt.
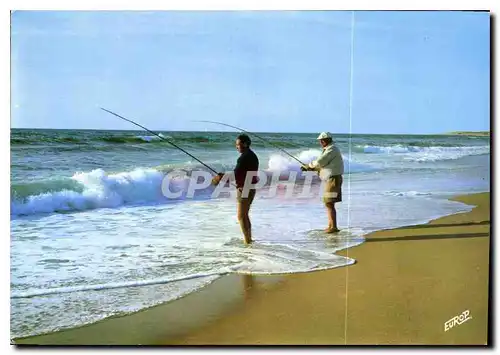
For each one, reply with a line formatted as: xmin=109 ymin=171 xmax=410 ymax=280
xmin=234 ymin=149 xmax=259 ymax=188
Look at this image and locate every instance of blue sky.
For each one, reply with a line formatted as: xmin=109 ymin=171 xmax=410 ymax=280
xmin=11 ymin=11 xmax=490 ymax=134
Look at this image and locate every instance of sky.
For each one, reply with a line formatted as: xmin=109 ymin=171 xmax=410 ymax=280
xmin=11 ymin=11 xmax=490 ymax=134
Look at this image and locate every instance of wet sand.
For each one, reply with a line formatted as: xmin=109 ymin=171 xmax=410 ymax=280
xmin=15 ymin=192 xmax=490 ymax=345
xmin=167 ymin=192 xmax=490 ymax=345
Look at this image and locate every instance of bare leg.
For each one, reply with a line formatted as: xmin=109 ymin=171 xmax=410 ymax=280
xmin=245 ymin=190 xmax=255 ymax=243
xmin=325 ymin=202 xmax=339 ymax=233
xmin=246 ymin=216 xmax=252 ymax=242
xmin=237 ymin=200 xmax=252 ymax=244
xmin=325 ymin=202 xmax=334 ymax=229
xmin=330 ymin=203 xmax=338 ymax=231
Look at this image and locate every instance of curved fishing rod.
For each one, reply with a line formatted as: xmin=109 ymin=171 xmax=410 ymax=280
xmin=100 ymin=108 xmax=220 ymax=175
xmin=194 ymin=120 xmax=306 ymax=166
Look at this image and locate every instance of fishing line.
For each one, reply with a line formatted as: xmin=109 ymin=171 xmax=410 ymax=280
xmin=100 ymin=108 xmax=220 ymax=175
xmin=194 ymin=120 xmax=307 ymax=166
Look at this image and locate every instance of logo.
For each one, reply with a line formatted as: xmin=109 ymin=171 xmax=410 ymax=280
xmin=160 ymin=169 xmax=325 ymax=200
xmin=444 ymin=310 xmax=472 ymax=332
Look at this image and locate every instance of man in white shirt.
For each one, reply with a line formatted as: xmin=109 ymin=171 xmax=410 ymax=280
xmin=301 ymin=132 xmax=344 ymax=233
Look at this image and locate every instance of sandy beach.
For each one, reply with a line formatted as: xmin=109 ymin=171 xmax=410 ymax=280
xmin=14 ymin=192 xmax=490 ymax=345
xmin=446 ymin=131 xmax=490 ymax=137
xmin=168 ymin=192 xmax=491 ymax=345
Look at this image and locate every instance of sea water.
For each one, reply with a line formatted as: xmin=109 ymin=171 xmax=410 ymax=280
xmin=10 ymin=129 xmax=490 ymax=338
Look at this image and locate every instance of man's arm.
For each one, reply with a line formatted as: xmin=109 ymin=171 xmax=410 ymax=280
xmin=213 ymin=156 xmax=244 ymax=186
xmin=234 ymin=155 xmax=243 ymax=174
xmin=308 ymin=149 xmax=335 ymax=170
xmin=211 ymin=172 xmax=225 ymax=185
xmin=234 ymin=155 xmax=246 ymax=188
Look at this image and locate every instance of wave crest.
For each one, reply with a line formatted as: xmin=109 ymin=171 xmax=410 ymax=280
xmin=357 ymin=144 xmax=489 ymax=161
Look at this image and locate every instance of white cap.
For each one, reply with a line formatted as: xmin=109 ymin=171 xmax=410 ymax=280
xmin=316 ymin=132 xmax=332 ymax=140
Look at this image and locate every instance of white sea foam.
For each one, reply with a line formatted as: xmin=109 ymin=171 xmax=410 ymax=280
xmin=359 ymin=144 xmax=489 ymax=161
xmin=11 ymin=150 xmax=376 ymax=217
xmin=267 ymin=149 xmax=376 ymax=174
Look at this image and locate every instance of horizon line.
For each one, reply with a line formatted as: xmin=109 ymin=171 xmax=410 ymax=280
xmin=10 ymin=127 xmax=490 ymax=136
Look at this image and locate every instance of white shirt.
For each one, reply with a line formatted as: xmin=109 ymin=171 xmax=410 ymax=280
xmin=308 ymin=143 xmax=344 ymax=180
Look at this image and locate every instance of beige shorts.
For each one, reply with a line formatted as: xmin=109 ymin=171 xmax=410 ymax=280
xmin=323 ymin=175 xmax=343 ymax=204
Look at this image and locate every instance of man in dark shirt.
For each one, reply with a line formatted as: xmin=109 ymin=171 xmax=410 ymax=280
xmin=213 ymin=134 xmax=259 ymax=244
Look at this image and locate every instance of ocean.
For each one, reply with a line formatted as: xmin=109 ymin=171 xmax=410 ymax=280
xmin=10 ymin=128 xmax=490 ymax=338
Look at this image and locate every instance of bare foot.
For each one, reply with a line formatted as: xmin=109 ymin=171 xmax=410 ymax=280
xmin=324 ymin=228 xmax=340 ymax=234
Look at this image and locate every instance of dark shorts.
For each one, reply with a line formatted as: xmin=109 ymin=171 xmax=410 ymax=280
xmin=237 ymin=188 xmax=257 ymax=204
xmin=323 ymin=175 xmax=342 ymax=204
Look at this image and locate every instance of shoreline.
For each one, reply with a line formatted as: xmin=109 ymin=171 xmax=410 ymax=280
xmin=444 ymin=131 xmax=490 ymax=137
xmin=14 ymin=192 xmax=490 ymax=345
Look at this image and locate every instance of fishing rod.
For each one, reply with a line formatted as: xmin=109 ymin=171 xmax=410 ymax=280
xmin=194 ymin=120 xmax=307 ymax=166
xmin=100 ymin=108 xmax=221 ymax=176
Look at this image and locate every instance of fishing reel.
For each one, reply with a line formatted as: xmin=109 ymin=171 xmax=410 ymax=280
xmin=211 ymin=173 xmax=225 ymax=186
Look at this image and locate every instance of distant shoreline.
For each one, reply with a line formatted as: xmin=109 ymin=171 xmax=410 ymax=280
xmin=444 ymin=131 xmax=490 ymax=137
